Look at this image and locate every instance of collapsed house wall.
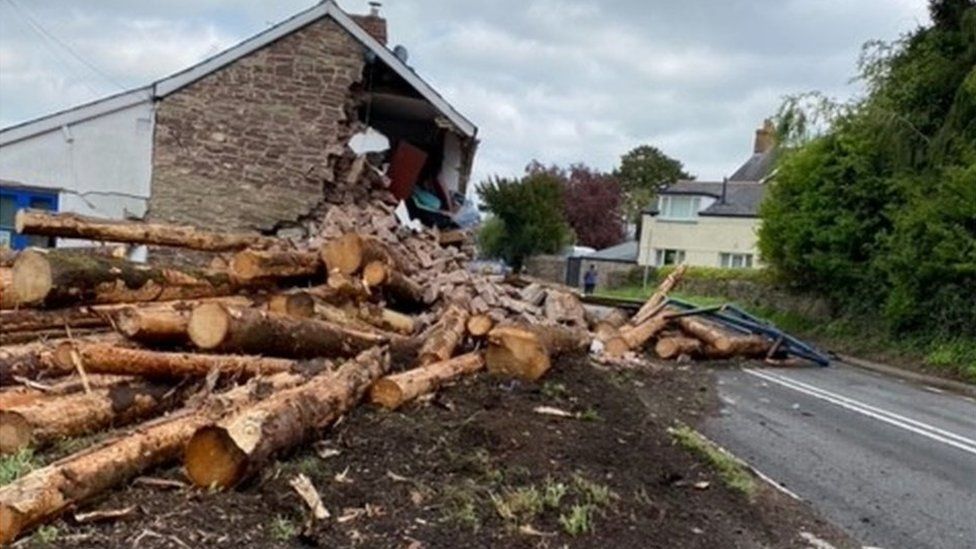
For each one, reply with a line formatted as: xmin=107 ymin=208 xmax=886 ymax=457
xmin=148 ymin=17 xmax=365 ymax=233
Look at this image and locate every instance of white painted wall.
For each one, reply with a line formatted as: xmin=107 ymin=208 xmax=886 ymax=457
xmin=638 ymin=214 xmax=762 ymax=268
xmin=0 ymin=101 xmax=155 ymax=224
xmin=438 ymin=131 xmax=462 ymax=194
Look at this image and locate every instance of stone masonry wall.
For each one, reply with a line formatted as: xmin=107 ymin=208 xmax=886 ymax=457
xmin=148 ymin=17 xmax=364 ymax=233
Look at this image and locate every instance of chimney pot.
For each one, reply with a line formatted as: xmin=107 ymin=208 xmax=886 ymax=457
xmin=754 ymin=118 xmax=776 ymax=154
xmin=352 ymin=3 xmax=388 ymax=45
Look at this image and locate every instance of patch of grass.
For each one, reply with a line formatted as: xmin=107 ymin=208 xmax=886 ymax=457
xmin=579 ymin=407 xmax=603 ymax=422
xmin=292 ymin=453 xmax=324 ymax=478
xmin=269 ymin=515 xmax=298 ymax=541
xmin=572 ymin=474 xmax=614 ymax=506
xmin=541 ymin=477 xmax=567 ymax=509
xmin=490 ymin=486 xmax=543 ymax=522
xmin=558 ymin=504 xmax=594 ymax=536
xmin=669 ymin=424 xmax=756 ymax=498
xmin=0 ymin=448 xmax=37 ymax=486
xmin=541 ymin=381 xmax=569 ymax=399
xmin=441 ymin=482 xmax=482 ymax=532
xmin=32 ymin=525 xmax=59 ymax=545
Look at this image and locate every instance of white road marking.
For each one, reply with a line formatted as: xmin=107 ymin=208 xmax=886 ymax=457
xmin=744 ymin=369 xmax=976 ymax=457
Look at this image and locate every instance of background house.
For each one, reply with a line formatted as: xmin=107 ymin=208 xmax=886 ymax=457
xmin=636 ymin=120 xmax=775 ymax=269
xmin=0 ymin=1 xmax=477 ymax=252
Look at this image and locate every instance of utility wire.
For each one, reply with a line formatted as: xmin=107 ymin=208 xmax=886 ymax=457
xmin=4 ymin=0 xmax=127 ymax=91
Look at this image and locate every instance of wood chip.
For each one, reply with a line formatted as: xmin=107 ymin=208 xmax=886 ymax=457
xmin=532 ymin=406 xmax=576 ymax=419
xmin=73 ymin=506 xmax=136 ymax=524
xmin=289 ymin=474 xmax=330 ymax=520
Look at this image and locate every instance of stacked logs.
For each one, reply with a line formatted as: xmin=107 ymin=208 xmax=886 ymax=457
xmin=0 ymin=207 xmax=592 ymax=543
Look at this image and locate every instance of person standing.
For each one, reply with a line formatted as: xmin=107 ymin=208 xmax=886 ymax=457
xmin=583 ymin=264 xmax=598 ymax=294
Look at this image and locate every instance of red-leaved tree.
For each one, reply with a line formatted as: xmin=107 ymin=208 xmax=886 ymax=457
xmin=527 ymin=162 xmax=625 ymax=249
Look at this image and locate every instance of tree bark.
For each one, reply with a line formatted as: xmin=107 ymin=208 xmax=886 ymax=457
xmin=14 ymin=209 xmax=277 ymax=251
xmin=703 ymin=335 xmax=772 ymax=359
xmin=265 ymin=291 xmax=315 ymax=318
xmin=485 ymin=324 xmax=589 ymax=381
xmin=187 ymin=303 xmax=387 ymax=358
xmin=183 ymin=348 xmax=388 ymax=489
xmin=417 ymin=304 xmax=469 ymax=365
xmin=362 ymin=260 xmax=425 ymax=308
xmin=355 ymin=303 xmax=415 ymax=335
xmin=675 ymin=315 xmax=739 ymax=353
xmin=11 ymin=249 xmax=251 ymax=308
xmin=0 ymin=327 xmax=112 ymax=346
xmin=466 ymin=314 xmax=494 ymax=337
xmin=229 ymin=249 xmax=321 ymax=281
xmin=0 ymin=379 xmax=177 ymax=454
xmin=0 ymin=336 xmax=123 ymax=385
xmin=631 ymin=264 xmax=688 ymax=325
xmin=0 ymin=267 xmax=17 ymax=309
xmin=0 ymin=371 xmax=307 ymax=544
xmin=324 ymin=272 xmax=371 ymax=303
xmin=53 ymin=342 xmax=298 ymax=379
xmin=654 ymin=336 xmax=704 ymax=359
xmin=370 ymin=352 xmax=484 ymax=410
xmin=0 ymin=375 xmax=131 ymax=410
xmin=115 ymin=308 xmax=189 ymax=345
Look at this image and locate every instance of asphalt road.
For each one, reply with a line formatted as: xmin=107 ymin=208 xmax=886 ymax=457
xmin=703 ymin=362 xmax=976 ymax=549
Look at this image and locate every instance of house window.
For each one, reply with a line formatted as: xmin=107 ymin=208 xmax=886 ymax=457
xmin=655 ymin=249 xmax=685 ymax=266
xmin=658 ymin=195 xmax=700 ymax=221
xmin=0 ymin=187 xmax=58 ymax=250
xmin=720 ymin=252 xmax=753 ymax=269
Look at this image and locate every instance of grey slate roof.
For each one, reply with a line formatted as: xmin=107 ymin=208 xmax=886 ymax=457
xmin=646 ymin=180 xmax=767 ymax=217
xmin=729 ymin=150 xmax=776 ymax=181
xmin=585 ymin=241 xmax=638 ymax=262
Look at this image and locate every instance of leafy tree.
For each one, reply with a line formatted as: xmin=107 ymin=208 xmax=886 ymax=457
xmin=476 ymin=172 xmax=571 ymax=270
xmin=614 ymin=145 xmax=691 ymax=221
xmin=561 ymin=164 xmax=626 ymax=249
xmin=760 ymin=0 xmax=976 ymax=336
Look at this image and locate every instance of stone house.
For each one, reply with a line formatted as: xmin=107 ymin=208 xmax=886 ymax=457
xmin=636 ymin=121 xmax=775 ymax=269
xmin=0 ymin=1 xmax=477 ymax=252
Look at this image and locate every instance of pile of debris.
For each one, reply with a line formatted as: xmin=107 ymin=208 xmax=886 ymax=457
xmin=0 ymin=175 xmax=806 ymax=542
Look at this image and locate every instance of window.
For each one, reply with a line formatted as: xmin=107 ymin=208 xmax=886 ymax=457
xmin=655 ymin=249 xmax=685 ymax=266
xmin=658 ymin=195 xmax=700 ymax=220
xmin=720 ymin=253 xmax=753 ymax=269
xmin=0 ymin=187 xmax=58 ymax=250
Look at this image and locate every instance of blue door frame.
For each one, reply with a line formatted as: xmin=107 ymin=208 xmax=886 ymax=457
xmin=0 ymin=186 xmax=59 ymax=250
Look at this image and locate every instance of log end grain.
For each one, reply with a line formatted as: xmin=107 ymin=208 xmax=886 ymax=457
xmin=10 ymin=250 xmax=52 ymax=306
xmin=466 ymin=314 xmax=494 ymax=337
xmin=0 ymin=411 xmax=31 ymax=454
xmin=485 ymin=327 xmax=550 ymax=381
xmin=228 ymin=251 xmax=263 ymax=280
xmin=184 ymin=426 xmax=247 ymax=489
xmin=267 ymin=293 xmax=315 ymax=318
xmin=369 ymin=378 xmax=404 ymax=410
xmin=603 ymin=336 xmax=630 ymax=358
xmin=187 ymin=303 xmax=230 ymax=350
xmin=361 ymin=261 xmax=388 ymax=288
xmin=321 ymin=234 xmax=363 ymax=276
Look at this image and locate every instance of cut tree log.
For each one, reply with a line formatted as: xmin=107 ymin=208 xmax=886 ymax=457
xmin=115 ymin=308 xmax=189 ymax=345
xmin=355 ymin=303 xmax=415 ymax=335
xmin=675 ymin=315 xmax=737 ymax=353
xmin=0 ymin=296 xmax=253 ymax=334
xmin=0 ymin=267 xmax=16 ymax=309
xmin=0 ymin=375 xmax=132 ymax=410
xmin=229 ymin=249 xmax=321 ymax=281
xmin=631 ymin=264 xmax=688 ymax=325
xmin=324 ymin=272 xmax=370 ymax=303
xmin=183 ymin=348 xmax=388 ymax=489
xmin=370 ymin=352 xmax=485 ymax=409
xmin=361 ymin=260 xmax=424 ymax=308
xmin=0 ymin=371 xmax=309 ymax=544
xmin=312 ymin=301 xmax=380 ymax=333
xmin=0 ymin=379 xmax=177 ymax=454
xmin=320 ymin=233 xmax=364 ymax=275
xmin=416 ymin=304 xmax=469 ymax=365
xmin=485 ymin=324 xmax=589 ymax=381
xmin=703 ymin=335 xmax=772 ymax=359
xmin=0 ymin=327 xmax=111 ymax=346
xmin=604 ymin=313 xmax=672 ymax=357
xmin=543 ymin=290 xmax=586 ymax=327
xmin=266 ymin=291 xmax=315 ymax=318
xmin=13 ymin=209 xmax=276 ymax=251
xmin=654 ymin=336 xmax=704 ymax=359
xmin=466 ymin=314 xmax=494 ymax=337
xmin=10 ymin=249 xmax=248 ymax=308
xmin=188 ymin=304 xmax=387 ymax=358
xmin=52 ymin=342 xmax=298 ymax=379
xmin=0 ymin=336 xmax=123 ymax=385
xmin=360 ymin=235 xmax=416 ymax=276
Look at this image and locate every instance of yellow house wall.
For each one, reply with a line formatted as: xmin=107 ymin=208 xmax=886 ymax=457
xmin=637 ymin=214 xmax=762 ymax=267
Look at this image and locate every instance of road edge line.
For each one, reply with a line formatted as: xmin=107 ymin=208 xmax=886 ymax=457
xmin=837 ymin=354 xmax=976 ymax=400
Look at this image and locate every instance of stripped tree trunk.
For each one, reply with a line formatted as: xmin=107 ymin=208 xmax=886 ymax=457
xmin=417 ymin=304 xmax=469 ymax=365
xmin=654 ymin=336 xmax=704 ymax=359
xmin=11 ymin=249 xmax=249 ymax=308
xmin=0 ymin=267 xmax=17 ymax=309
xmin=703 ymin=335 xmax=772 ymax=359
xmin=0 ymin=375 xmax=131 ymax=410
xmin=13 ymin=209 xmax=277 ymax=251
xmin=183 ymin=348 xmax=388 ymax=489
xmin=53 ymin=342 xmax=298 ymax=379
xmin=370 ymin=352 xmax=484 ymax=409
xmin=355 ymin=304 xmax=415 ymax=335
xmin=0 ymin=379 xmax=177 ymax=454
xmin=0 ymin=371 xmax=308 ymax=544
xmin=229 ymin=249 xmax=321 ymax=281
xmin=485 ymin=324 xmax=589 ymax=381
xmin=631 ymin=264 xmax=688 ymax=325
xmin=115 ymin=308 xmax=189 ymax=345
xmin=187 ymin=304 xmax=387 ymax=358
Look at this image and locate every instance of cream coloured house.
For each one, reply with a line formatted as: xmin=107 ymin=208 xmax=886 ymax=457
xmin=637 ymin=121 xmax=775 ymax=269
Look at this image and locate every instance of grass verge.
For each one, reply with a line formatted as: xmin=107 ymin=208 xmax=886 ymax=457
xmin=668 ymin=424 xmax=756 ymax=499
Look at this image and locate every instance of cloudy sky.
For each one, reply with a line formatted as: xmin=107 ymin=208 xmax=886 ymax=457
xmin=0 ymin=0 xmax=928 ymax=182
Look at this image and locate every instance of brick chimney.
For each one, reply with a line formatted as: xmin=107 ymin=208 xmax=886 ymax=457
xmin=754 ymin=118 xmax=776 ymax=154
xmin=351 ymin=2 xmax=388 ymax=45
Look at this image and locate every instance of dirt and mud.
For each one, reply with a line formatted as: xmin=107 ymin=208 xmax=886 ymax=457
xmin=19 ymin=357 xmax=855 ymax=548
